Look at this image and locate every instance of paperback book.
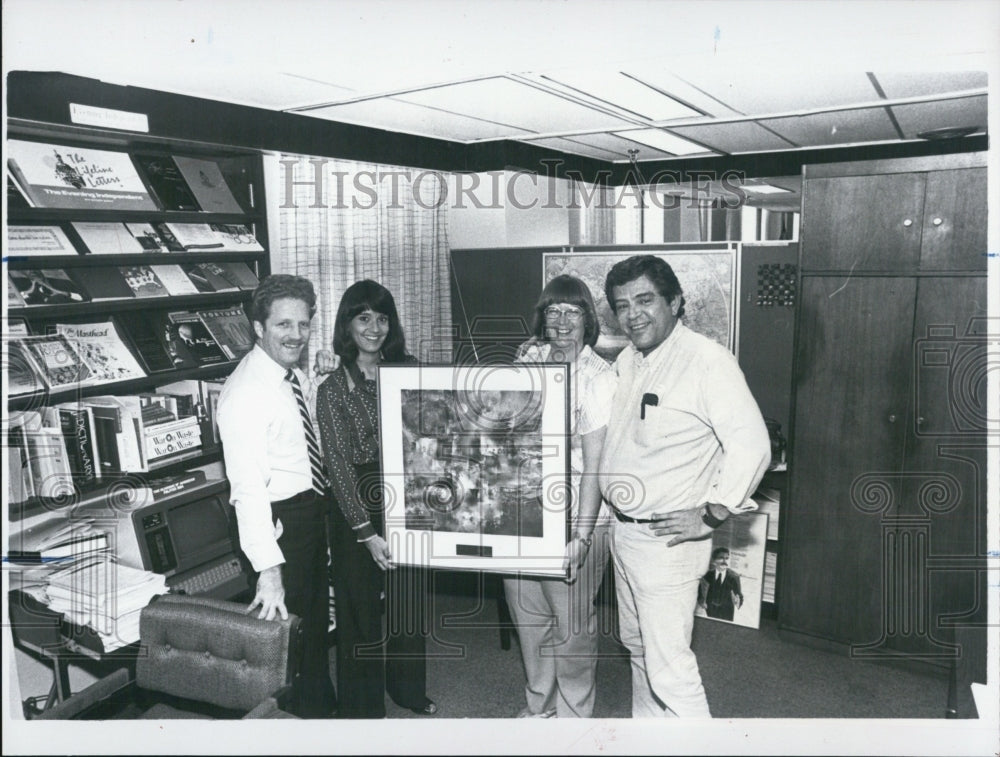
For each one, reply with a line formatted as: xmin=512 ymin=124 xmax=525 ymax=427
xmin=172 ymin=155 xmax=242 ymax=213
xmin=71 ymin=222 xmax=145 ymax=255
xmin=133 ymin=153 xmax=201 ymax=211
xmin=7 ymin=139 xmax=157 ymax=210
xmin=54 ymin=320 xmax=147 ymax=384
xmin=8 ymin=225 xmax=78 ymax=257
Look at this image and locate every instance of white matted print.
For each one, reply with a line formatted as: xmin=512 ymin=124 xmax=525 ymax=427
xmin=696 ymin=511 xmax=769 ymax=629
xmin=379 ymin=363 xmax=571 ymax=576
xmin=543 ymin=246 xmax=738 ymax=361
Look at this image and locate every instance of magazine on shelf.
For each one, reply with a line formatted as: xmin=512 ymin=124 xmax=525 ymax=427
xmin=172 ymin=155 xmax=243 ymax=213
xmin=119 ymin=265 xmax=170 ymax=298
xmin=157 ymin=222 xmax=224 ymax=250
xmin=197 ymin=306 xmax=254 ymax=359
xmin=213 ymin=261 xmax=260 ymax=290
xmin=166 ymin=311 xmax=228 ymax=365
xmin=71 ymin=222 xmax=146 ymax=255
xmin=150 ymin=264 xmax=200 ymax=296
xmin=120 ymin=316 xmax=186 ymax=374
xmin=133 ymin=153 xmax=201 ymax=211
xmin=8 ymin=225 xmax=78 ymax=256
xmin=7 ymin=139 xmax=157 ymax=210
xmin=17 ymin=334 xmax=92 ymax=390
xmin=209 ymin=223 xmax=264 ymax=251
xmin=67 ymin=267 xmax=136 ymax=301
xmin=7 ymin=340 xmax=46 ymax=396
xmin=9 ymin=269 xmax=90 ymax=305
xmin=181 ymin=262 xmax=239 ymax=293
xmin=54 ymin=320 xmax=147 ymax=384
xmin=124 ymin=222 xmax=169 ymax=252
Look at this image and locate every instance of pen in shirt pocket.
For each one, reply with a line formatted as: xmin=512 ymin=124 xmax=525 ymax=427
xmin=640 ymin=392 xmax=658 ymax=420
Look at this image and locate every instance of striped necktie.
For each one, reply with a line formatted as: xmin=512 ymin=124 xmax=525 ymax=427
xmin=285 ymin=368 xmax=327 ymax=495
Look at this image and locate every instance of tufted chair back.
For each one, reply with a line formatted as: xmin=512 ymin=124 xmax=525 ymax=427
xmin=135 ymin=594 xmax=301 ymax=714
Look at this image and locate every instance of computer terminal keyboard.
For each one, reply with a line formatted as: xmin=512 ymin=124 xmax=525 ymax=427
xmin=169 ymin=557 xmax=246 ymax=598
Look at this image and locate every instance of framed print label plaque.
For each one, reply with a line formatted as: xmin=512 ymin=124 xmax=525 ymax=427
xmin=379 ymin=363 xmax=570 ymax=576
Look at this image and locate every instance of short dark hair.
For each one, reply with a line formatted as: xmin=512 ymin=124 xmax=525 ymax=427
xmin=530 ymin=275 xmax=601 ymax=348
xmin=604 ymin=255 xmax=686 ymax=319
xmin=251 ymin=274 xmax=317 ymax=330
xmin=712 ymin=547 xmax=730 ymax=560
xmin=333 ymin=279 xmax=409 ymax=364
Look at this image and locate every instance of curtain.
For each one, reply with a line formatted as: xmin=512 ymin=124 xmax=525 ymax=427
xmin=570 ymin=179 xmax=616 ymax=246
xmin=275 ymin=155 xmax=452 ymax=365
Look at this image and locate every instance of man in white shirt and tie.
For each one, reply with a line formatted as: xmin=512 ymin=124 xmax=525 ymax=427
xmin=217 ymin=274 xmax=337 ymax=719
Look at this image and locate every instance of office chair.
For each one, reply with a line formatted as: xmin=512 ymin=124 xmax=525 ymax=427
xmin=35 ymin=594 xmax=302 ymax=719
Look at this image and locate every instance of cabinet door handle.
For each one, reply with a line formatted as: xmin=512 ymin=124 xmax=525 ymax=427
xmin=888 ymin=414 xmax=897 ymax=423
xmin=902 ymin=218 xmax=913 ymax=227
xmin=932 ymin=217 xmax=944 ymax=226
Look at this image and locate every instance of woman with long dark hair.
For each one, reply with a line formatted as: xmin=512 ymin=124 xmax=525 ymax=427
xmin=315 ymin=279 xmax=437 ymax=718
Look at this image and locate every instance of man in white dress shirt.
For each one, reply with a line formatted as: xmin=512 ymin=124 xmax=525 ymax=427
xmin=598 ymin=255 xmax=770 ymax=717
xmin=217 ymin=273 xmax=337 ymax=718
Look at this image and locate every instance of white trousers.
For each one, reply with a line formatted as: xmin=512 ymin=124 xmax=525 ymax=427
xmin=611 ymin=519 xmax=713 ymax=717
xmin=503 ymin=523 xmax=611 ymax=717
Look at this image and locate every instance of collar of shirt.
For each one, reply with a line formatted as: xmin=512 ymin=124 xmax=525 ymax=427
xmin=629 ymin=322 xmax=687 ymax=370
xmin=249 ymin=343 xmax=313 ymax=391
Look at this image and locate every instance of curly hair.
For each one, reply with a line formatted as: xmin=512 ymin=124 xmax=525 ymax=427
xmin=603 ymin=255 xmax=686 ymax=318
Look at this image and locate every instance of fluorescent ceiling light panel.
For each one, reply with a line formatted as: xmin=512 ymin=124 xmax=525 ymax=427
xmin=614 ymin=129 xmax=710 ymax=156
xmin=743 ymin=183 xmax=793 ymax=195
xmin=542 ymin=71 xmax=701 ymax=121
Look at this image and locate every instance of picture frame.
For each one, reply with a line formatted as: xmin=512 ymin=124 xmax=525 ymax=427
xmin=379 ymin=363 xmax=571 ymax=577
xmin=543 ymin=245 xmax=739 ymax=362
xmin=695 ymin=511 xmax=769 ymax=629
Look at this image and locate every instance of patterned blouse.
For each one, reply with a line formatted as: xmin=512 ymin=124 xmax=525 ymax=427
xmin=315 ymin=356 xmax=417 ymax=542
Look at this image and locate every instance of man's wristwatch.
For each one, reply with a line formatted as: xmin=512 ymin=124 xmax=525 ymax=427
xmin=700 ymin=505 xmax=726 ymax=530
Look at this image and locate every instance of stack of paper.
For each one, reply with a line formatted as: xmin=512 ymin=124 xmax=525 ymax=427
xmin=44 ymin=556 xmax=168 ymax=651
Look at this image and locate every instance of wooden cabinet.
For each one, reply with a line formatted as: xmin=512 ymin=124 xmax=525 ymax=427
xmin=781 ymin=153 xmax=988 ymax=692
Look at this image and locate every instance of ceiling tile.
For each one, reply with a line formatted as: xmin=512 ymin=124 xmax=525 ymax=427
xmin=613 ymin=129 xmax=715 ymax=156
xmin=562 ymin=132 xmax=676 ymax=160
xmin=889 ymin=95 xmax=989 ymax=139
xmin=871 ymin=71 xmax=987 ymax=99
xmin=673 ymin=69 xmax=881 ymax=115
xmin=760 ymin=107 xmax=900 ymax=147
xmin=304 ymin=97 xmax=534 ymax=141
xmin=401 ymin=77 xmax=639 ymax=133
xmin=538 ymin=70 xmax=702 ymax=122
xmin=668 ymin=121 xmax=796 ymax=154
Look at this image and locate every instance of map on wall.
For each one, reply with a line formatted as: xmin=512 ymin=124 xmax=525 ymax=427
xmin=543 ymin=248 xmax=737 ymax=361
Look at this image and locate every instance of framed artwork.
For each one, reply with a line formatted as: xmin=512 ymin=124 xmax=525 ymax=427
xmin=543 ymin=245 xmax=738 ymax=361
xmin=696 ymin=511 xmax=769 ymax=629
xmin=379 ymin=363 xmax=571 ymax=577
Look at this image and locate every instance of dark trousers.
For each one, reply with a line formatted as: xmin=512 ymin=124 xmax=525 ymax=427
xmin=329 ymin=465 xmax=429 ymax=718
xmin=270 ymin=490 xmax=338 ymax=718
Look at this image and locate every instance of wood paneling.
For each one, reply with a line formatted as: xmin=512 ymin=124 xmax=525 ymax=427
xmin=919 ymin=169 xmax=988 ymax=271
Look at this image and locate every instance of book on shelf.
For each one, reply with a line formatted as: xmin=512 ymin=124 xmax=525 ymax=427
xmin=213 ymin=261 xmax=260 ymax=290
xmin=201 ymin=379 xmax=226 ymax=444
xmin=124 ymin=222 xmax=169 ymax=252
xmin=145 ymin=417 xmax=202 ymax=463
xmin=8 ymin=441 xmax=29 ymax=505
xmin=67 ymin=266 xmax=136 ymax=301
xmin=7 ymin=139 xmax=157 ymax=211
xmin=49 ymin=403 xmax=103 ymax=489
xmin=149 ymin=264 xmax=200 ymax=296
xmin=172 ymin=155 xmax=243 ymax=213
xmin=70 ymin=221 xmax=146 ymax=255
xmin=6 ymin=340 xmax=46 ymax=396
xmin=82 ymin=396 xmax=146 ymax=473
xmin=132 ymin=153 xmax=201 ymax=211
xmin=119 ymin=265 xmax=171 ymax=298
xmin=197 ymin=306 xmax=254 ymax=360
xmin=54 ymin=320 xmax=147 ymax=385
xmin=181 ymin=262 xmax=240 ymax=293
xmin=8 ymin=412 xmax=40 ymax=502
xmin=120 ymin=316 xmax=186 ymax=374
xmin=140 ymin=398 xmax=179 ymax=426
xmin=209 ymin=223 xmax=264 ymax=252
xmin=167 ymin=311 xmax=229 ymax=365
xmin=17 ymin=334 xmax=92 ymax=390
xmin=23 ymin=419 xmax=76 ymax=501
xmin=8 ymin=519 xmax=109 ymax=564
xmin=151 ymin=379 xmax=202 ymax=417
xmin=156 ymin=222 xmax=224 ymax=250
xmin=8 ymin=225 xmax=78 ymax=257
xmin=8 ymin=268 xmax=90 ymax=305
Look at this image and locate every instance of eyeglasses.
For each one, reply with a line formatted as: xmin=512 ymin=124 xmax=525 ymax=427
xmin=543 ymin=305 xmax=584 ymax=323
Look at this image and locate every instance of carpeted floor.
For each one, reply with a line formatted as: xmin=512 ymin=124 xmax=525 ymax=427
xmin=359 ymin=572 xmax=952 ymax=720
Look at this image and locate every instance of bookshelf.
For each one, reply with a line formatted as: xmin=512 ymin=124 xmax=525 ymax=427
xmin=6 ymin=118 xmax=271 ymax=515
